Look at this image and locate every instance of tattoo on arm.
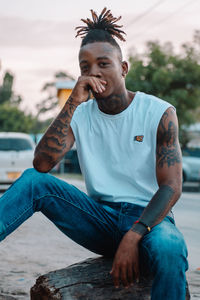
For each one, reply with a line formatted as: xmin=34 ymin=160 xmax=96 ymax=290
xmin=34 ymin=96 xmax=77 ymax=169
xmin=131 ymin=185 xmax=174 ymax=236
xmin=156 ymin=110 xmax=181 ymax=168
xmin=131 ymin=109 xmax=181 ymax=236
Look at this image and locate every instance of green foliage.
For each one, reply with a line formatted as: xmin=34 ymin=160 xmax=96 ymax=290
xmin=0 ymin=104 xmax=34 ymax=132
xmin=0 ymin=69 xmax=34 ymax=133
xmin=0 ymin=71 xmax=13 ymax=104
xmin=0 ymin=71 xmax=22 ymax=106
xmin=126 ymin=32 xmax=200 ymax=132
xmin=0 ymin=103 xmax=52 ymax=133
xmin=0 ymin=69 xmax=51 ymax=134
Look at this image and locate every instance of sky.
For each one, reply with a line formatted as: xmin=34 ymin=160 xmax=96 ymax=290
xmin=0 ymin=0 xmax=200 ymax=116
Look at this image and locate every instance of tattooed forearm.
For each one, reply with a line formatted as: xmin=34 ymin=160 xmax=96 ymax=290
xmin=131 ymin=185 xmax=175 ymax=236
xmin=33 ymin=96 xmax=78 ymax=171
xmin=156 ymin=110 xmax=181 ymax=168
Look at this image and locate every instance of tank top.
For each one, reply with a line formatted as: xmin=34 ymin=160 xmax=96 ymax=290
xmin=70 ymin=91 xmax=172 ymax=207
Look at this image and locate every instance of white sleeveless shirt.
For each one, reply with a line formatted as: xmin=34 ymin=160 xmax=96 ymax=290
xmin=70 ymin=91 xmax=172 ymax=207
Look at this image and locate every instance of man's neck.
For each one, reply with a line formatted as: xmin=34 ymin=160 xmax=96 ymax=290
xmin=96 ymin=90 xmax=135 ymax=115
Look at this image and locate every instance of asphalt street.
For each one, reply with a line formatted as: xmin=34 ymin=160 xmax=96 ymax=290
xmin=173 ymin=189 xmax=200 ymax=271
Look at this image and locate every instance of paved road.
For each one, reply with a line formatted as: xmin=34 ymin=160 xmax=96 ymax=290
xmin=173 ymin=189 xmax=200 ymax=299
xmin=0 ymin=179 xmax=199 ymax=299
xmin=174 ymin=190 xmax=200 ymax=271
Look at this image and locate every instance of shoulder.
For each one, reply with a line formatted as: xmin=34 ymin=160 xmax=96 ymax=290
xmin=136 ymin=92 xmax=174 ymax=121
xmin=137 ymin=92 xmax=172 ymax=108
xmin=72 ymin=99 xmax=94 ymax=120
xmin=136 ymin=92 xmax=175 ymax=134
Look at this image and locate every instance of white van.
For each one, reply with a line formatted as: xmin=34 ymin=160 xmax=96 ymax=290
xmin=0 ymin=132 xmax=35 ymax=186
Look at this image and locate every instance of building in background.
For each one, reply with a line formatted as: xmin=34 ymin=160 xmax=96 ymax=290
xmin=56 ymin=80 xmax=76 ymax=108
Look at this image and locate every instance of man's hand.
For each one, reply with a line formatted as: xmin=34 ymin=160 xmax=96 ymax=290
xmin=110 ymin=230 xmax=142 ymax=289
xmin=71 ymin=76 xmax=107 ymax=105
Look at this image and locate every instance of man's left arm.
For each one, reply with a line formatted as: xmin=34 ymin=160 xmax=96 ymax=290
xmin=110 ymin=106 xmax=182 ymax=288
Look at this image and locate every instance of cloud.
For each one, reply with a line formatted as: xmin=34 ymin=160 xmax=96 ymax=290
xmin=0 ymin=15 xmax=79 ymax=48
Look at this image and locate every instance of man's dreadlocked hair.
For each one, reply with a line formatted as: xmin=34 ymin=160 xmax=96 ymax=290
xmin=75 ymin=8 xmax=126 ymax=59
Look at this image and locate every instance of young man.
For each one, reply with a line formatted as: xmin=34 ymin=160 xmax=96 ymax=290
xmin=0 ymin=8 xmax=188 ymax=300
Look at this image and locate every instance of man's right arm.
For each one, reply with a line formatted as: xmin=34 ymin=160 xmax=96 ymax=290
xmin=33 ymin=97 xmax=77 ymax=173
xmin=33 ymin=76 xmax=106 ymax=173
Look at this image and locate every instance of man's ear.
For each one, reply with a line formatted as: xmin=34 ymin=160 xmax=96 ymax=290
xmin=121 ymin=61 xmax=128 ymax=77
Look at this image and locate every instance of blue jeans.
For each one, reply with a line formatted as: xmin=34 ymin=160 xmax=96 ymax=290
xmin=0 ymin=168 xmax=188 ymax=300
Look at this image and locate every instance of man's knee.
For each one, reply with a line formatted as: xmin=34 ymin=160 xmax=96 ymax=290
xmin=142 ymin=219 xmax=188 ymax=274
xmin=152 ymin=229 xmax=188 ymax=273
xmin=22 ymin=168 xmax=73 ymax=196
xmin=23 ymin=167 xmax=43 ymax=177
xmin=157 ymin=238 xmax=187 ymax=267
xmin=22 ymin=168 xmax=49 ymax=184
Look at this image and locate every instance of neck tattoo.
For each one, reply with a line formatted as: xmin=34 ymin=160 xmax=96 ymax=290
xmin=96 ymin=93 xmax=132 ymax=115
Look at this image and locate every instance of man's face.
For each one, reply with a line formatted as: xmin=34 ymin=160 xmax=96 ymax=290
xmin=79 ymin=42 xmax=127 ymax=99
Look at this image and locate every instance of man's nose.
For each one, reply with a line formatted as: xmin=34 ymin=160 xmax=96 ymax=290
xmin=89 ymin=65 xmax=101 ymax=78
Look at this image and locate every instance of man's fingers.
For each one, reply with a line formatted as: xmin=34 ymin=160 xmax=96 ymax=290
xmin=133 ymin=260 xmax=140 ymax=283
xmin=127 ymin=264 xmax=134 ymax=285
xmin=121 ymin=265 xmax=129 ymax=288
xmin=72 ymin=75 xmax=107 ymax=103
xmin=99 ymin=79 xmax=107 ymax=85
xmin=77 ymin=76 xmax=107 ymax=94
xmin=94 ymin=82 xmax=106 ymax=94
xmin=96 ymin=83 xmax=105 ymax=93
xmin=111 ymin=262 xmax=139 ymax=289
xmin=89 ymin=78 xmax=106 ymax=94
xmin=110 ymin=265 xmax=120 ymax=288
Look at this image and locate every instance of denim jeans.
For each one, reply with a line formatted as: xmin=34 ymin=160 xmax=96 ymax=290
xmin=0 ymin=168 xmax=188 ymax=300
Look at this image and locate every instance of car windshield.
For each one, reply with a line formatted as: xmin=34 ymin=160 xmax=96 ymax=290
xmin=0 ymin=138 xmax=33 ymax=151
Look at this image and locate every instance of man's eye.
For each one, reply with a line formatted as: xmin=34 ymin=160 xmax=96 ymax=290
xmin=99 ymin=62 xmax=108 ymax=67
xmin=81 ymin=66 xmax=88 ymax=72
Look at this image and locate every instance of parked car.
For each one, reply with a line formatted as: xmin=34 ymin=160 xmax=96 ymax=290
xmin=0 ymin=132 xmax=35 ymax=184
xmin=60 ymin=147 xmax=81 ymax=174
xmin=182 ymin=148 xmax=200 ymax=183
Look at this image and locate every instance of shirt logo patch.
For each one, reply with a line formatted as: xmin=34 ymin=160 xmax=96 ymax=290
xmin=134 ymin=135 xmax=144 ymax=142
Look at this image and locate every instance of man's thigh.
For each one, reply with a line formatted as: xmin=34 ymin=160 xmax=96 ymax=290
xmin=32 ymin=172 xmax=120 ymax=256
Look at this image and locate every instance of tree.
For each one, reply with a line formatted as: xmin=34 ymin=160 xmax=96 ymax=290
xmin=0 ymin=71 xmax=22 ymax=106
xmin=0 ymin=104 xmax=35 ymax=132
xmin=0 ymin=68 xmax=48 ymax=133
xmin=126 ymin=31 xmax=200 ymax=145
